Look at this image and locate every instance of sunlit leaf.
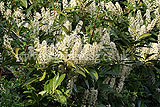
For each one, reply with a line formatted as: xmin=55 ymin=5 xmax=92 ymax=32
xmin=90 ymin=71 xmax=98 ymax=81
xmin=138 ymin=33 xmax=152 ymax=40
xmin=21 ymin=0 xmax=27 ymax=8
xmin=55 ymin=74 xmax=66 ymax=90
xmin=55 ymin=90 xmax=67 ymax=105
xmin=52 ymin=8 xmax=67 ymax=17
xmin=39 ymin=71 xmax=46 ymax=81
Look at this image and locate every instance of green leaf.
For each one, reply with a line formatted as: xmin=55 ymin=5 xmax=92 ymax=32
xmin=64 ymin=7 xmax=76 ymax=10
xmin=55 ymin=90 xmax=67 ymax=105
xmin=52 ymin=8 xmax=67 ymax=17
xmin=26 ymin=5 xmax=33 ymax=17
xmin=85 ymin=80 xmax=89 ymax=89
xmin=22 ymin=78 xmax=37 ymax=87
xmin=98 ymin=13 xmax=105 ymax=19
xmin=62 ymin=25 xmax=70 ymax=35
xmin=78 ymin=66 xmax=89 ymax=73
xmin=55 ymin=74 xmax=66 ymax=90
xmin=39 ymin=71 xmax=46 ymax=81
xmin=90 ymin=71 xmax=98 ymax=81
xmin=15 ymin=48 xmax=20 ymax=56
xmin=21 ymin=0 xmax=28 ymax=8
xmin=44 ymin=73 xmax=66 ymax=94
xmin=138 ymin=33 xmax=152 ymax=40
xmin=76 ymin=70 xmax=86 ymax=77
xmin=4 ymin=47 xmax=16 ymax=59
xmin=59 ymin=16 xmax=66 ymax=24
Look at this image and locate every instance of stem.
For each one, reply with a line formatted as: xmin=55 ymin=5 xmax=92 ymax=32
xmin=25 ymin=38 xmax=30 ymax=52
xmin=90 ymin=9 xmax=100 ymax=43
xmin=53 ymin=0 xmax=57 ymax=20
xmin=0 ymin=67 xmax=2 ymax=78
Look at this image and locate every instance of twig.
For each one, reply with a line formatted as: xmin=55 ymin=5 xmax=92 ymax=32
xmin=0 ymin=67 xmax=2 ymax=78
xmin=90 ymin=9 xmax=100 ymax=43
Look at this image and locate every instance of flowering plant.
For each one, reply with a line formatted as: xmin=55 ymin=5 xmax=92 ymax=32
xmin=0 ymin=0 xmax=160 ymax=106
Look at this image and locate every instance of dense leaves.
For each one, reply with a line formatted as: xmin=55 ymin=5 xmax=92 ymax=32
xmin=0 ymin=0 xmax=160 ymax=107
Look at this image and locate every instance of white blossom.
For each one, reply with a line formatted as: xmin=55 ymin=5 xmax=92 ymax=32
xmin=70 ymin=0 xmax=77 ymax=7
xmin=145 ymin=9 xmax=151 ymax=25
xmin=115 ymin=2 xmax=123 ymax=15
xmin=3 ymin=35 xmax=19 ymax=62
xmin=147 ymin=18 xmax=157 ymax=31
xmin=110 ymin=42 xmax=120 ymax=61
xmin=105 ymin=1 xmax=117 ymax=14
xmin=63 ymin=20 xmax=72 ymax=32
xmin=0 ymin=1 xmax=5 ymax=15
xmin=4 ymin=9 xmax=12 ymax=20
xmin=158 ymin=31 xmax=160 ymax=56
xmin=63 ymin=0 xmax=69 ymax=8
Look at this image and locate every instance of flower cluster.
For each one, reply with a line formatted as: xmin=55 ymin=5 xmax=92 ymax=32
xmin=103 ymin=0 xmax=160 ymax=60
xmin=3 ymin=35 xmax=19 ymax=62
xmin=103 ymin=52 xmax=131 ymax=93
xmin=83 ymin=88 xmax=98 ymax=106
xmin=128 ymin=9 xmax=159 ymax=40
xmin=0 ymin=1 xmax=5 ymax=15
xmin=105 ymin=1 xmax=123 ymax=15
xmin=34 ymin=20 xmax=116 ymax=65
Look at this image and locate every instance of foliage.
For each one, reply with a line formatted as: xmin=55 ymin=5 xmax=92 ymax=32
xmin=0 ymin=76 xmax=24 ymax=106
xmin=0 ymin=0 xmax=160 ymax=107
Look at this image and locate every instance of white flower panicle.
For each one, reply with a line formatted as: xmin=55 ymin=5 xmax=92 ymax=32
xmin=140 ymin=43 xmax=159 ymax=60
xmin=105 ymin=1 xmax=117 ymax=14
xmin=139 ymin=25 xmax=146 ymax=36
xmin=34 ymin=37 xmax=40 ymax=49
xmin=70 ymin=0 xmax=77 ymax=7
xmin=0 ymin=1 xmax=5 ymax=15
xmin=110 ymin=42 xmax=120 ymax=61
xmin=105 ymin=2 xmax=123 ymax=15
xmin=3 ymin=35 xmax=13 ymax=51
xmin=158 ymin=31 xmax=160 ymax=56
xmin=145 ymin=9 xmax=151 ymax=25
xmin=83 ymin=88 xmax=98 ymax=105
xmin=3 ymin=35 xmax=19 ymax=62
xmin=4 ymin=9 xmax=12 ymax=20
xmin=128 ymin=8 xmax=159 ymax=40
xmin=100 ymin=28 xmax=110 ymax=45
xmin=13 ymin=8 xmax=25 ymax=27
xmin=33 ymin=20 xmax=116 ymax=65
xmin=115 ymin=2 xmax=123 ymax=15
xmin=136 ymin=10 xmax=144 ymax=26
xmin=63 ymin=0 xmax=69 ymax=8
xmin=147 ymin=18 xmax=158 ymax=31
xmin=127 ymin=0 xmax=140 ymax=6
xmin=143 ymin=0 xmax=160 ymax=11
xmin=127 ymin=1 xmax=160 ymax=61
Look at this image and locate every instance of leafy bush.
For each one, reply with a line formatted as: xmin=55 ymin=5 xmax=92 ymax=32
xmin=0 ymin=0 xmax=160 ymax=106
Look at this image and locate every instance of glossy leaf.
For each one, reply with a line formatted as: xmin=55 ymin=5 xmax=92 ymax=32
xmin=76 ymin=70 xmax=86 ymax=77
xmin=138 ymin=33 xmax=152 ymax=40
xmin=55 ymin=90 xmax=67 ymax=105
xmin=90 ymin=71 xmax=98 ymax=81
xmin=39 ymin=71 xmax=46 ymax=81
xmin=21 ymin=0 xmax=27 ymax=8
